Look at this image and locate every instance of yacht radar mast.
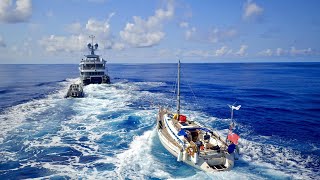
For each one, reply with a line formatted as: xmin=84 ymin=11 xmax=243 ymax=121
xmin=88 ymin=35 xmax=98 ymax=55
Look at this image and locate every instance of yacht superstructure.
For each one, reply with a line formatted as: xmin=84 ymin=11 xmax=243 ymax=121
xmin=79 ymin=35 xmax=110 ymax=85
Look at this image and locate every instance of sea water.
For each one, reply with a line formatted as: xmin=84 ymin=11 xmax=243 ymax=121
xmin=0 ymin=63 xmax=319 ymax=179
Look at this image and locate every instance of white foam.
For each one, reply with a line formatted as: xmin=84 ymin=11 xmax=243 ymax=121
xmin=114 ymin=129 xmax=172 ymax=179
xmin=0 ymin=78 xmax=79 ymax=144
xmin=170 ymin=170 xmax=266 ymax=180
xmin=0 ymin=151 xmax=17 ymax=162
xmin=237 ymin=138 xmax=317 ymax=179
xmin=1 ymin=79 xmax=318 ymax=179
xmin=0 ymin=93 xmax=59 ymax=144
xmin=3 ymin=81 xmax=163 ymax=178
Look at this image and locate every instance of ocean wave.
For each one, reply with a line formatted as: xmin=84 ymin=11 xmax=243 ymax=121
xmin=35 ymin=79 xmax=67 ymax=87
xmin=0 ymin=89 xmax=12 ymax=94
xmin=0 ymin=79 xmax=319 ymax=179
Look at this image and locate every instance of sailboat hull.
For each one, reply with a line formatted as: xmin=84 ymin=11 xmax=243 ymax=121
xmin=156 ymin=109 xmax=235 ymax=172
xmin=156 ymin=61 xmax=237 ymax=172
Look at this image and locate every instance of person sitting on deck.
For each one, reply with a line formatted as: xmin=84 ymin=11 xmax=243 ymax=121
xmin=195 ymin=140 xmax=204 ymax=154
xmin=204 ymin=132 xmax=210 ymax=143
xmin=191 ymin=130 xmax=199 ymax=142
xmin=227 ymin=141 xmax=236 ymax=154
xmin=185 ymin=130 xmax=192 ymax=142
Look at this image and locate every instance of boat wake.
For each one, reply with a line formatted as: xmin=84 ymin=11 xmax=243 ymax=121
xmin=0 ymin=78 xmax=318 ymax=179
xmin=114 ymin=129 xmax=172 ymax=179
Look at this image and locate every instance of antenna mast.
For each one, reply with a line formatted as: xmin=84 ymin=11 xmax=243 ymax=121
xmin=89 ymin=35 xmax=95 ymax=55
xmin=89 ymin=35 xmax=95 ymax=45
xmin=177 ymin=60 xmax=181 ymax=120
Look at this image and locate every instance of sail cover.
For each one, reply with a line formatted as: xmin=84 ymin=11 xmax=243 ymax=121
xmin=178 ymin=129 xmax=187 ymax=136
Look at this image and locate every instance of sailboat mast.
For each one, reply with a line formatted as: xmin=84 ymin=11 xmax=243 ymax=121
xmin=177 ymin=60 xmax=181 ymax=120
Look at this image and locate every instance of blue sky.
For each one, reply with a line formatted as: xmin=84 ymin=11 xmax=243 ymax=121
xmin=0 ymin=0 xmax=319 ymax=63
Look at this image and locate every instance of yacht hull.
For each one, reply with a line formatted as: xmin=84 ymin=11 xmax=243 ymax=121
xmin=81 ymin=75 xmax=110 ymax=85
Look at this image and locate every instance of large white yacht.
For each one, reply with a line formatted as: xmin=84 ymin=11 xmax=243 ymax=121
xmin=79 ymin=35 xmax=110 ymax=85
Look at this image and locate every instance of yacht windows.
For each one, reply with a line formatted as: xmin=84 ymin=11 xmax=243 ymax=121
xmin=96 ymin=64 xmax=103 ymax=68
xmin=83 ymin=72 xmax=104 ymax=76
xmin=82 ymin=64 xmax=104 ymax=70
xmin=84 ymin=64 xmax=95 ymax=69
xmin=86 ymin=57 xmax=98 ymax=61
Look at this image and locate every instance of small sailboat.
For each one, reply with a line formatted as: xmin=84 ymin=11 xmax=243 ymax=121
xmin=156 ymin=61 xmax=240 ymax=172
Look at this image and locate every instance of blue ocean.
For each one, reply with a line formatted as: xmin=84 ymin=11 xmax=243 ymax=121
xmin=0 ymin=63 xmax=319 ymax=179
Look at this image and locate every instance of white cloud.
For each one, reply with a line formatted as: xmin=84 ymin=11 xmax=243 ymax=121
xmin=179 ymin=21 xmax=189 ymax=28
xmin=257 ymin=47 xmax=314 ymax=57
xmin=290 ymin=47 xmax=312 ymax=56
xmin=64 ymin=13 xmax=114 ymax=35
xmin=235 ymin=45 xmax=248 ymax=56
xmin=112 ymin=42 xmax=125 ymax=50
xmin=40 ymin=14 xmax=122 ymax=54
xmin=243 ymin=0 xmax=263 ymax=21
xmin=185 ymin=27 xmax=196 ymax=40
xmin=157 ymin=45 xmax=316 ymax=60
xmin=22 ymin=39 xmax=32 ymax=56
xmin=39 ymin=35 xmax=88 ymax=53
xmin=86 ymin=19 xmax=110 ymax=35
xmin=182 ymin=25 xmax=237 ymax=43
xmin=7 ymin=38 xmax=33 ymax=57
xmin=276 ymin=48 xmax=285 ymax=56
xmin=0 ymin=0 xmax=32 ymax=23
xmin=65 ymin=22 xmax=82 ymax=33
xmin=85 ymin=13 xmax=114 ymax=36
xmin=181 ymin=45 xmax=247 ymax=58
xmin=179 ymin=21 xmax=195 ymax=40
xmin=209 ymin=28 xmax=237 ymax=43
xmin=120 ymin=0 xmax=174 ymax=47
xmin=177 ymin=45 xmax=251 ymax=59
xmin=258 ymin=49 xmax=273 ymax=56
xmin=184 ymin=49 xmax=210 ymax=58
xmin=0 ymin=36 xmax=6 ymax=47
xmin=214 ymin=46 xmax=229 ymax=56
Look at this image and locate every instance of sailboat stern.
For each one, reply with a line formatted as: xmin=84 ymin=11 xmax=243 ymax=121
xmin=196 ymin=152 xmax=234 ymax=172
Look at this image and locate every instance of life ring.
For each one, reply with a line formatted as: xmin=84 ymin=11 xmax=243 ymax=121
xmin=186 ymin=145 xmax=197 ymax=157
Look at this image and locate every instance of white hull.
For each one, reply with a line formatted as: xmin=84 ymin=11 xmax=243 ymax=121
xmin=157 ymin=108 xmax=236 ymax=172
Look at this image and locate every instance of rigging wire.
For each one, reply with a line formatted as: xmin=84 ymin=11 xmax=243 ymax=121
xmin=169 ymin=70 xmax=178 ymax=111
xmin=180 ymin=70 xmax=202 ymax=112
